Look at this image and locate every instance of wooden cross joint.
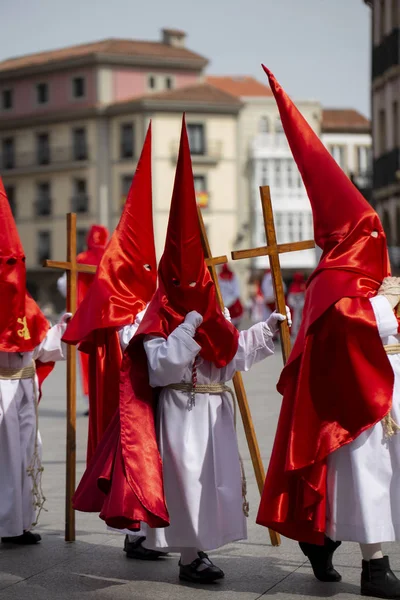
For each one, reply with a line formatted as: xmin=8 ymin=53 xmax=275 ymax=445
xmin=231 ymin=186 xmax=315 ymax=364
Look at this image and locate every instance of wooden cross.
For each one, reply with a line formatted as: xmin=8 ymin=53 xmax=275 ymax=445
xmin=197 ymin=206 xmax=280 ymax=547
xmin=43 ymin=213 xmax=97 ymax=542
xmin=232 ymin=186 xmax=315 ymax=364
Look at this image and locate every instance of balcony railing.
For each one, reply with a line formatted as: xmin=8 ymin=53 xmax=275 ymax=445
xmin=373 ymin=148 xmax=400 ymax=190
xmin=251 ymin=132 xmax=290 ymax=152
xmin=373 ymin=27 xmax=400 ymax=80
xmin=0 ymin=145 xmax=90 ymax=171
xmin=170 ymin=140 xmax=222 ymax=164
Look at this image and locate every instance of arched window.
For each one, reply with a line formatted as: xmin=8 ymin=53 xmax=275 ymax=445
xmin=259 ymin=116 xmax=270 ymax=133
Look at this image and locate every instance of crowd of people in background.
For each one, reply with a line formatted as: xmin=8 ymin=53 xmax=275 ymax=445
xmin=218 ymin=265 xmax=307 ymax=340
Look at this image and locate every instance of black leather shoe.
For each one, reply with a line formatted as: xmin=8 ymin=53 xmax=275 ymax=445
xmin=299 ymin=536 xmax=342 ymax=582
xmin=361 ymin=556 xmax=400 ymax=598
xmin=123 ymin=535 xmax=168 ymax=560
xmin=1 ymin=531 xmax=41 ymax=545
xmin=179 ymin=552 xmax=224 ymax=583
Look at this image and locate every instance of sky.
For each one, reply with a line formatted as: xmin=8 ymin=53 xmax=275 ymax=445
xmin=0 ymin=0 xmax=371 ymax=115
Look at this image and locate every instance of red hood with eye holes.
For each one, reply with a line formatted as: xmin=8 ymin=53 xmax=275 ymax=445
xmin=133 ymin=115 xmax=238 ymax=368
xmin=0 ymin=178 xmax=49 ymax=352
xmin=256 ymin=66 xmax=393 ymax=545
xmin=63 ymin=124 xmax=157 ymax=346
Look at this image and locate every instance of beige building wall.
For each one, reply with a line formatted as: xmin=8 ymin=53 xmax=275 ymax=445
xmin=109 ymin=111 xmax=239 ymax=262
xmin=1 ymin=118 xmax=99 ymax=271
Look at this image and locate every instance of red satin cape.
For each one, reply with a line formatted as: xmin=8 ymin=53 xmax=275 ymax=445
xmin=73 ymin=332 xmax=169 ymax=530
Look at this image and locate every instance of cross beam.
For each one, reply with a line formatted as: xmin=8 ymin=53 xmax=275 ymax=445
xmin=43 ymin=213 xmax=97 ymax=542
xmin=197 ymin=206 xmax=280 ymax=547
xmin=232 ymin=186 xmax=315 ymax=364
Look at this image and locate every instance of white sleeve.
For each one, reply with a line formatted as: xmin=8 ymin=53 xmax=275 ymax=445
xmin=144 ymin=325 xmax=201 ymax=387
xmin=33 ymin=323 xmax=68 ymax=362
xmin=370 ymin=295 xmax=398 ymax=339
xmin=118 ymin=307 xmax=148 ymax=351
xmin=219 ymin=322 xmax=275 ymax=381
xmin=57 ymin=272 xmax=67 ymax=299
xmin=118 ymin=324 xmax=137 ymax=352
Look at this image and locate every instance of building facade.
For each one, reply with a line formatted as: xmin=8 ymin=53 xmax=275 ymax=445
xmin=0 ymin=31 xmax=242 ymax=308
xmin=365 ymin=0 xmax=400 ymax=267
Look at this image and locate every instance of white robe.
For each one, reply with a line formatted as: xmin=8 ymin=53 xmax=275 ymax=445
xmin=326 ymin=294 xmax=400 ymax=544
xmin=142 ymin=321 xmax=275 ymax=552
xmin=0 ymin=324 xmax=67 ymax=538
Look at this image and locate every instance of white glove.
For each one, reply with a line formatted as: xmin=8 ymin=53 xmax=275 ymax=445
xmin=266 ymin=306 xmax=292 ymax=333
xmin=184 ymin=311 xmax=203 ymax=329
xmin=378 ymin=276 xmax=400 ymax=310
xmin=59 ymin=312 xmax=72 ymax=325
xmin=223 ymin=307 xmax=232 ymax=322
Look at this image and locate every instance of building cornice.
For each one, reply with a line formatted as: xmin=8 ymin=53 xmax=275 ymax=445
xmin=106 ymin=98 xmax=242 ymax=116
xmin=0 ymin=106 xmax=102 ymax=130
xmin=0 ymin=53 xmax=207 ymax=81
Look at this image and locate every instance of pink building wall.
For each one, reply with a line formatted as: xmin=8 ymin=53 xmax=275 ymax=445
xmin=0 ymin=68 xmax=96 ymax=119
xmin=112 ymin=68 xmax=200 ymax=103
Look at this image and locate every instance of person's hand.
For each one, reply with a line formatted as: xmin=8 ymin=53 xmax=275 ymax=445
xmin=223 ymin=307 xmax=232 ymax=322
xmin=378 ymin=277 xmax=400 ymax=310
xmin=266 ymin=306 xmax=292 ymax=333
xmin=184 ymin=311 xmax=203 ymax=329
xmin=59 ymin=312 xmax=72 ymax=324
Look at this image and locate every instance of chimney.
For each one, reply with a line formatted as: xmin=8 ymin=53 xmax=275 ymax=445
xmin=162 ymin=28 xmax=186 ymax=48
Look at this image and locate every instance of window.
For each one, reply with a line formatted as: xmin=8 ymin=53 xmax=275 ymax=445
xmin=392 ymin=0 xmax=399 ymax=29
xmin=77 ymin=229 xmax=88 ymax=253
xmin=165 ymin=76 xmax=173 ymax=90
xmin=393 ymin=101 xmax=399 ymax=148
xmin=72 ymin=76 xmax=85 ymax=99
xmin=261 ymin=160 xmax=270 ymax=186
xmin=121 ymin=174 xmax=133 ymax=208
xmin=330 ymin=145 xmax=346 ymax=169
xmin=120 ymin=123 xmax=134 ymax=158
xmin=287 ymin=160 xmax=297 ymax=188
xmin=148 ymin=75 xmax=156 ymax=90
xmin=36 ymin=82 xmax=49 ymax=105
xmin=5 ymin=185 xmax=16 ymax=216
xmin=187 ymin=123 xmax=206 ymax=155
xmin=356 ymin=146 xmax=371 ymax=175
xmin=36 ymin=182 xmax=51 ymax=216
xmin=37 ymin=231 xmax=51 ymax=263
xmin=72 ymin=128 xmax=88 ymax=161
xmin=72 ymin=178 xmax=88 ymax=212
xmin=274 ymin=159 xmax=282 ymax=187
xmin=37 ymin=133 xmax=50 ymax=165
xmin=259 ymin=116 xmax=270 ymax=133
xmin=380 ymin=0 xmax=386 ymax=40
xmin=194 ymin=174 xmax=208 ymax=207
xmin=2 ymin=89 xmax=13 ymax=110
xmin=275 ymin=116 xmax=284 ymax=135
xmin=379 ymin=109 xmax=387 ymax=155
xmin=2 ymin=137 xmax=14 ymax=169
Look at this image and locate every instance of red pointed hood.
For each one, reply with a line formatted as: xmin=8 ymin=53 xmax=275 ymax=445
xmin=262 ymin=65 xmax=390 ymax=351
xmin=256 ymin=68 xmax=394 ymax=545
xmin=136 ymin=116 xmax=239 ymax=367
xmin=262 ymin=65 xmax=389 ymax=287
xmin=0 ymin=178 xmax=49 ymax=351
xmin=63 ymin=124 xmax=157 ymax=344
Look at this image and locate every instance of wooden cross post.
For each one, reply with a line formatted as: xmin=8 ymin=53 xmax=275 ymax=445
xmin=232 ymin=186 xmax=315 ymax=364
xmin=43 ymin=213 xmax=96 ymax=542
xmin=197 ymin=207 xmax=280 ymax=547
